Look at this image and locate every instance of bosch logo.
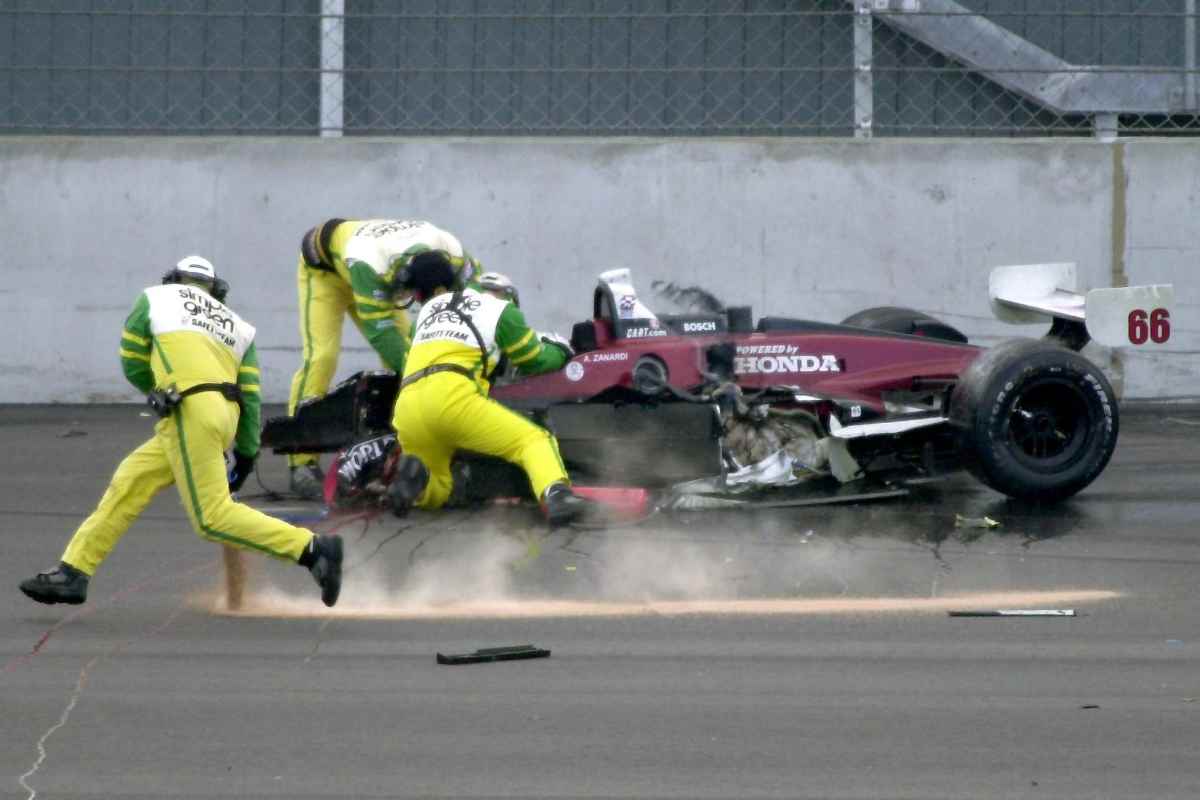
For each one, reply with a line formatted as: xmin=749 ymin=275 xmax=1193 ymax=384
xmin=682 ymin=321 xmax=717 ymax=333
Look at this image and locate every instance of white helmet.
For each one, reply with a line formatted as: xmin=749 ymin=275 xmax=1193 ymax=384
xmin=175 ymin=255 xmax=215 ymax=281
xmin=163 ymin=255 xmax=227 ymax=301
xmin=478 ymin=271 xmax=519 ymax=307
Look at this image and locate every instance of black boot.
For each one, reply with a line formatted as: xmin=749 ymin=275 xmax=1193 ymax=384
xmin=300 ymin=535 xmax=343 ymax=607
xmin=542 ymin=483 xmax=591 ymax=528
xmin=20 ymin=562 xmax=90 ymax=605
xmin=387 ymin=455 xmax=430 ymax=517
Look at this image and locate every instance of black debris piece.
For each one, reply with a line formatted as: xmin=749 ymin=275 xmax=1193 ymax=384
xmin=948 ymin=609 xmax=1075 ymax=617
xmin=437 ymin=644 xmax=551 ymax=666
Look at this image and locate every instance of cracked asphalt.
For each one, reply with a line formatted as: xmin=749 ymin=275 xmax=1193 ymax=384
xmin=3 ymin=404 xmax=1200 ymax=799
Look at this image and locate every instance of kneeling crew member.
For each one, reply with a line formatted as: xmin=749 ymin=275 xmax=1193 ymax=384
xmin=286 ymin=218 xmax=479 ymax=500
xmin=387 ymin=255 xmax=589 ymax=526
xmin=20 ymin=256 xmax=344 ymax=607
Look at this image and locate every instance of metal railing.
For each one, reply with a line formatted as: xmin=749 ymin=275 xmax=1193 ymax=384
xmin=1 ymin=1 xmax=1197 ymax=138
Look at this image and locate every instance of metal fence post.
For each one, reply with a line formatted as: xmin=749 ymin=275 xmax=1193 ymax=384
xmin=1094 ymin=113 xmax=1119 ymax=141
xmin=854 ymin=0 xmax=874 ymax=139
xmin=320 ymin=0 xmax=345 ymax=137
xmin=1187 ymin=0 xmax=1197 ymax=110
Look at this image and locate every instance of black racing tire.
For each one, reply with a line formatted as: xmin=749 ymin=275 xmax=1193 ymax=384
xmin=949 ymin=339 xmax=1118 ymax=502
xmin=840 ymin=306 xmax=968 ymax=344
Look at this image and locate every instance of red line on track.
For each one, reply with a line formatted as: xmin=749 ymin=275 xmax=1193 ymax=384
xmin=5 ymin=560 xmax=213 ymax=674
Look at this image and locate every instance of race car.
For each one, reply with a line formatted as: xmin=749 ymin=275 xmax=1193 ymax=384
xmin=262 ymin=264 xmax=1174 ymax=508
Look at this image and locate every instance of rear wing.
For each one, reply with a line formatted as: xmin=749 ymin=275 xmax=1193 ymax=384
xmin=989 ymin=263 xmax=1174 ymax=350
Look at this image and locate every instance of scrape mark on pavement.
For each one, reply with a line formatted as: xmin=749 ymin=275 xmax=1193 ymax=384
xmin=17 ymin=601 xmax=191 ymax=800
xmin=303 ymin=618 xmax=334 ymax=664
xmin=18 ymin=654 xmax=99 ymax=799
xmin=6 ymin=560 xmax=211 ymax=674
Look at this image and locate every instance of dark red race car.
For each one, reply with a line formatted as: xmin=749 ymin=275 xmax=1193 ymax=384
xmin=263 ymin=265 xmax=1174 ymax=508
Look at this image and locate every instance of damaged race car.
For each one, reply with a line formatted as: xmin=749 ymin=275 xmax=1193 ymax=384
xmin=262 ymin=263 xmax=1174 ymax=514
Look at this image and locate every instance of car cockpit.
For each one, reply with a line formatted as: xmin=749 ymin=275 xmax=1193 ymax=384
xmin=570 ymin=268 xmax=745 ymax=354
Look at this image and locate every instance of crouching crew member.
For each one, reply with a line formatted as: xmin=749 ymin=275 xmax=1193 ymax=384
xmin=386 ymin=257 xmax=589 ymax=526
xmin=20 ymin=256 xmax=344 ymax=607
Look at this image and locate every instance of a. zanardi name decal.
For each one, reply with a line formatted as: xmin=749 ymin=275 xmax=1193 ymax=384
xmin=581 ymin=351 xmax=629 ymax=363
xmin=735 ymin=344 xmax=840 ymax=374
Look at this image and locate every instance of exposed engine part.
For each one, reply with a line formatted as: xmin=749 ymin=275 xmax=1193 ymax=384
xmin=723 ymin=407 xmax=829 ymax=474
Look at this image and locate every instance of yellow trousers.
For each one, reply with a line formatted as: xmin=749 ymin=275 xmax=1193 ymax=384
xmin=62 ymin=392 xmax=312 ymax=576
xmin=286 ymin=259 xmax=412 ymax=467
xmin=391 ymin=372 xmax=568 ymax=509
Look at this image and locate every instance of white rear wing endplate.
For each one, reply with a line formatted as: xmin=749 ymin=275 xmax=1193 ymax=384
xmin=989 ymin=263 xmax=1175 ymax=348
xmin=597 ymin=268 xmax=660 ymax=321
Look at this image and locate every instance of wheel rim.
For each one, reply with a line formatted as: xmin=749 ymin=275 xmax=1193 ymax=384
xmin=1004 ymin=377 xmax=1093 ymax=472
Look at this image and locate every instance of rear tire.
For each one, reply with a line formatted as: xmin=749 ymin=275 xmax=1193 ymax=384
xmin=949 ymin=339 xmax=1118 ymax=501
xmin=840 ymin=306 xmax=968 ymax=344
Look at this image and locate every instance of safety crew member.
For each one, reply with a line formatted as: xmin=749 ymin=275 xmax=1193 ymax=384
xmin=287 ymin=218 xmax=479 ymax=500
xmin=477 ymin=270 xmax=520 ymax=307
xmin=19 ymin=256 xmax=344 ymax=607
xmin=386 ymin=256 xmax=589 ymax=526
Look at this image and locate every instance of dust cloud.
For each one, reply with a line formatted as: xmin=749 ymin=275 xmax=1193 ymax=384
xmin=209 ymin=510 xmax=1121 ymax=620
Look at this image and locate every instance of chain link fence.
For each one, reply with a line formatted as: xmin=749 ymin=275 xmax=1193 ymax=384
xmin=2 ymin=1 xmax=1198 ymax=137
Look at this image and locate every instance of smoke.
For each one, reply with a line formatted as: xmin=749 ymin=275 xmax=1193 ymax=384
xmin=649 ymin=280 xmax=726 ymax=315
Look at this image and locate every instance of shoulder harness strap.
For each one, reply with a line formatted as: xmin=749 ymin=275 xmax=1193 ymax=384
xmin=447 ymin=289 xmax=492 ymax=377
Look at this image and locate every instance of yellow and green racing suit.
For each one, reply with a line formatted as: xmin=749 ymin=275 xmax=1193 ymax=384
xmin=392 ymin=286 xmax=569 ymax=509
xmin=287 ymin=218 xmax=480 ymax=468
xmin=60 ymin=284 xmax=314 ymax=575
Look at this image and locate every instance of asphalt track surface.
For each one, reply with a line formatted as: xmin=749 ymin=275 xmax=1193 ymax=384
xmin=3 ymin=403 xmax=1200 ymax=799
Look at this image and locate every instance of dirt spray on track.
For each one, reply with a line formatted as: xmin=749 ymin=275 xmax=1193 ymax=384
xmin=212 ymin=496 xmax=1123 ymax=621
xmin=211 ymin=590 xmax=1118 ymax=620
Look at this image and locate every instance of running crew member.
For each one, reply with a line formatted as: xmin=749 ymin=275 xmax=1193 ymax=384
xmin=386 ymin=255 xmax=590 ymax=526
xmin=19 ymin=257 xmax=344 ymax=607
xmin=286 ymin=218 xmax=479 ymax=499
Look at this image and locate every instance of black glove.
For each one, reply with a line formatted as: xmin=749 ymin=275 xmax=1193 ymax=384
xmin=228 ymin=451 xmax=256 ymax=494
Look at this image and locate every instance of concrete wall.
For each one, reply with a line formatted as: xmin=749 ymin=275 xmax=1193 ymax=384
xmin=0 ymin=137 xmax=1195 ymax=403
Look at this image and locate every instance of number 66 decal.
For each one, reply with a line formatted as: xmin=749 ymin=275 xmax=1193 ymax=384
xmin=1127 ymin=308 xmax=1171 ymax=345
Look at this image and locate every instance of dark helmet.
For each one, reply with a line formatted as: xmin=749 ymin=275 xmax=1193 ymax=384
xmin=391 ymin=250 xmax=458 ymax=303
xmin=162 ymin=255 xmax=229 ymax=302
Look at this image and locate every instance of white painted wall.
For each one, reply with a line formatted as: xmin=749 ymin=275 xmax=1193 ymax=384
xmin=0 ymin=137 xmax=1194 ymax=402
